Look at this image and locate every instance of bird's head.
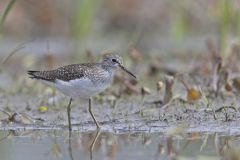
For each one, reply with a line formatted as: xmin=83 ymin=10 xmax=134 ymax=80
xmin=102 ymin=53 xmax=136 ymax=79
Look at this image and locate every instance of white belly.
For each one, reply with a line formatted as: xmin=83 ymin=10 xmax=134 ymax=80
xmin=40 ymin=78 xmax=111 ymax=99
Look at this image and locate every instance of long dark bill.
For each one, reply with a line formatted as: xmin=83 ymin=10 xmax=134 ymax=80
xmin=119 ymin=65 xmax=136 ymax=79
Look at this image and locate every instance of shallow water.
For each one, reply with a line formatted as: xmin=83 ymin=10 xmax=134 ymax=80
xmin=0 ymin=38 xmax=240 ymax=160
xmin=0 ymin=130 xmax=237 ymax=160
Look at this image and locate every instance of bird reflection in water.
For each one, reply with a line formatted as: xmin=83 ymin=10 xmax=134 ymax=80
xmin=68 ymin=130 xmax=101 ymax=160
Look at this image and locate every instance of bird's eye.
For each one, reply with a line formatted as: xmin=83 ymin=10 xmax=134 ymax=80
xmin=111 ymin=58 xmax=117 ymax=63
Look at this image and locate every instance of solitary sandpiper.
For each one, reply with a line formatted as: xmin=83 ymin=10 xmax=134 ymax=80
xmin=28 ymin=53 xmax=136 ymax=131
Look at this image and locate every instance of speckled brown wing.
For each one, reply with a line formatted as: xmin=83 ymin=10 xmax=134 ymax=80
xmin=28 ymin=64 xmax=89 ymax=82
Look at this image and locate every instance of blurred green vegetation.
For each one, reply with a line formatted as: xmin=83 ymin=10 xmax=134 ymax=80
xmin=0 ymin=0 xmax=240 ymax=56
xmin=170 ymin=2 xmax=188 ymax=42
xmin=171 ymin=10 xmax=188 ymax=42
xmin=72 ymin=0 xmax=100 ymax=39
xmin=0 ymin=0 xmax=16 ymax=33
xmin=214 ymin=0 xmax=240 ymax=55
xmin=217 ymin=0 xmax=231 ymax=54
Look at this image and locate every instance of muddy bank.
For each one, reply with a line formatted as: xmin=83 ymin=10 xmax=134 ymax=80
xmin=0 ymin=93 xmax=239 ymax=135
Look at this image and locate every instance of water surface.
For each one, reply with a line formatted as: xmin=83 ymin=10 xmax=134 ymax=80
xmin=0 ymin=130 xmax=236 ymax=160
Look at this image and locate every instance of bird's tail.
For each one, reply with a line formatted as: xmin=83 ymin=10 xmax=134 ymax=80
xmin=27 ymin=70 xmax=55 ymax=82
xmin=27 ymin=70 xmax=40 ymax=79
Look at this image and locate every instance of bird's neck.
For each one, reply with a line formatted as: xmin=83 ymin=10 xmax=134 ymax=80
xmin=100 ymin=63 xmax=116 ymax=77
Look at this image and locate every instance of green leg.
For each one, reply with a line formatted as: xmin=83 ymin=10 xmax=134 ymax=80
xmin=88 ymin=98 xmax=100 ymax=130
xmin=67 ymin=98 xmax=73 ymax=132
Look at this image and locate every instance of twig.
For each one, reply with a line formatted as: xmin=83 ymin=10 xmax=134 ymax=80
xmin=215 ymin=106 xmax=237 ymax=112
xmin=0 ymin=43 xmax=25 ymax=65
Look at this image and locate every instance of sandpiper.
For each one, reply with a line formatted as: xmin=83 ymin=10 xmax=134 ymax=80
xmin=28 ymin=53 xmax=136 ymax=131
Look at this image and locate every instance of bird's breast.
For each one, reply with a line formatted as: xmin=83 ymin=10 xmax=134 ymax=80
xmin=54 ymin=76 xmax=112 ymax=99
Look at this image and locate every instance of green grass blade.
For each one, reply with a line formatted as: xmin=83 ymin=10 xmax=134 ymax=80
xmin=0 ymin=0 xmax=16 ymax=32
xmin=72 ymin=0 xmax=99 ymax=39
